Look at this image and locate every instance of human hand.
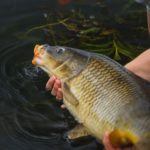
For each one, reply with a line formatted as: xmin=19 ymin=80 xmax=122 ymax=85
xmin=46 ymin=75 xmax=63 ymax=100
xmin=124 ymin=49 xmax=150 ymax=81
xmin=103 ymin=132 xmax=136 ymax=150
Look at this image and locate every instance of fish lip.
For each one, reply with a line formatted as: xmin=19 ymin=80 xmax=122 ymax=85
xmin=32 ymin=55 xmax=43 ymax=65
xmin=33 ymin=44 xmax=48 ymax=57
xmin=32 ymin=44 xmax=48 ymax=65
xmin=32 ymin=55 xmax=54 ymax=76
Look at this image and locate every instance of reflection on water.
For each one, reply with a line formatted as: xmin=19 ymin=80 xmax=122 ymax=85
xmin=0 ymin=41 xmax=100 ymax=149
xmin=0 ymin=0 xmax=149 ymax=150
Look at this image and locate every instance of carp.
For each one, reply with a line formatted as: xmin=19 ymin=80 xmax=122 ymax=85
xmin=32 ymin=44 xmax=150 ymax=150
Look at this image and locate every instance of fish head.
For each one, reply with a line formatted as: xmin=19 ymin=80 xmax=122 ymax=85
xmin=32 ymin=44 xmax=89 ymax=80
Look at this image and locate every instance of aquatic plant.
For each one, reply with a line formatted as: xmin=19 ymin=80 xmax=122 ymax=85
xmin=24 ymin=0 xmax=148 ymax=63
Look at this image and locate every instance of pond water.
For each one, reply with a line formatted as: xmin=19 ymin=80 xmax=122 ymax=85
xmin=0 ymin=0 xmax=149 ymax=150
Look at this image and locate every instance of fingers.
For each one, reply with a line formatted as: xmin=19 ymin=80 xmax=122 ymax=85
xmin=103 ymin=132 xmax=121 ymax=150
xmin=51 ymin=79 xmax=61 ymax=96
xmin=60 ymin=104 xmax=66 ymax=109
xmin=46 ymin=75 xmax=56 ymax=90
xmin=46 ymin=76 xmax=63 ymax=100
xmin=103 ymin=132 xmax=136 ymax=150
xmin=56 ymin=88 xmax=63 ymax=100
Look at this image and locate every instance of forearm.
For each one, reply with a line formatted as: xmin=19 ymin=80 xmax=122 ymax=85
xmin=125 ymin=49 xmax=150 ymax=81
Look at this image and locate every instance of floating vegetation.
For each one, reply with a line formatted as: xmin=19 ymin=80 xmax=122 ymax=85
xmin=24 ymin=0 xmax=149 ymax=63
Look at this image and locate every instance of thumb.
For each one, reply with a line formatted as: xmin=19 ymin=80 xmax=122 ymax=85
xmin=102 ymin=132 xmax=121 ymax=150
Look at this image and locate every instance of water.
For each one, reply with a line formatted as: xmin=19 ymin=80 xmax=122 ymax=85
xmin=0 ymin=0 xmax=149 ymax=150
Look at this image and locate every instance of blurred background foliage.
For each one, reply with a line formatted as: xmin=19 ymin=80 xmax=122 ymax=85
xmin=22 ymin=0 xmax=149 ymax=63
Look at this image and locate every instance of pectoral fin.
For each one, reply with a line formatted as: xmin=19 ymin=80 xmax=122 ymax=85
xmin=109 ymin=129 xmax=139 ymax=148
xmin=68 ymin=124 xmax=90 ymax=140
xmin=63 ymin=82 xmax=79 ymax=105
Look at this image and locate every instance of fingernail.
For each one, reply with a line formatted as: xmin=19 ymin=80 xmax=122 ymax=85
xmin=61 ymin=104 xmax=66 ymax=109
xmin=52 ymin=75 xmax=56 ymax=80
xmin=105 ymin=132 xmax=110 ymax=137
xmin=51 ymin=91 xmax=56 ymax=96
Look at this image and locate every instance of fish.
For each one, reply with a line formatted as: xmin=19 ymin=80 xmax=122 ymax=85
xmin=32 ymin=44 xmax=150 ymax=150
xmin=135 ymin=0 xmax=150 ymax=34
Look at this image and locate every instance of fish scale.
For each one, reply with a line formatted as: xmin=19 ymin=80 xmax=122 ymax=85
xmin=32 ymin=45 xmax=150 ymax=150
xmin=68 ymin=58 xmax=132 ymax=133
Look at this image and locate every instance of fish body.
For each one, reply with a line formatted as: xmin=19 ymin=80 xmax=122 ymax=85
xmin=32 ymin=44 xmax=150 ymax=150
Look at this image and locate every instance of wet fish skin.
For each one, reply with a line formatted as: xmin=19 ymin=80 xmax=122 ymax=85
xmin=32 ymin=44 xmax=150 ymax=150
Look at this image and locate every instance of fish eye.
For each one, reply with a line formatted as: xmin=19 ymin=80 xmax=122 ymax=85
xmin=56 ymin=47 xmax=65 ymax=54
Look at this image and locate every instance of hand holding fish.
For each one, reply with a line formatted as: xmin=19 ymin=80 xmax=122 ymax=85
xmin=44 ymin=48 xmax=150 ymax=150
xmin=46 ymin=76 xmax=131 ymax=150
xmin=45 ymin=48 xmax=150 ymax=104
xmin=46 ymin=76 xmax=138 ymax=150
xmin=103 ymin=132 xmax=136 ymax=150
xmin=32 ymin=44 xmax=150 ymax=150
xmin=46 ymin=77 xmax=137 ymax=150
xmin=45 ymin=76 xmax=137 ymax=150
xmin=46 ymin=75 xmax=63 ymax=100
xmin=125 ymin=49 xmax=150 ymax=81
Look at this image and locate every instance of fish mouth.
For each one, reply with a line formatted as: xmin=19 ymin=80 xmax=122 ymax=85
xmin=32 ymin=44 xmax=61 ymax=76
xmin=32 ymin=44 xmax=46 ymax=65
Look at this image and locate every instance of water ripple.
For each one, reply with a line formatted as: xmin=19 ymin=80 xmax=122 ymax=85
xmin=0 ymin=41 xmax=69 ymax=143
